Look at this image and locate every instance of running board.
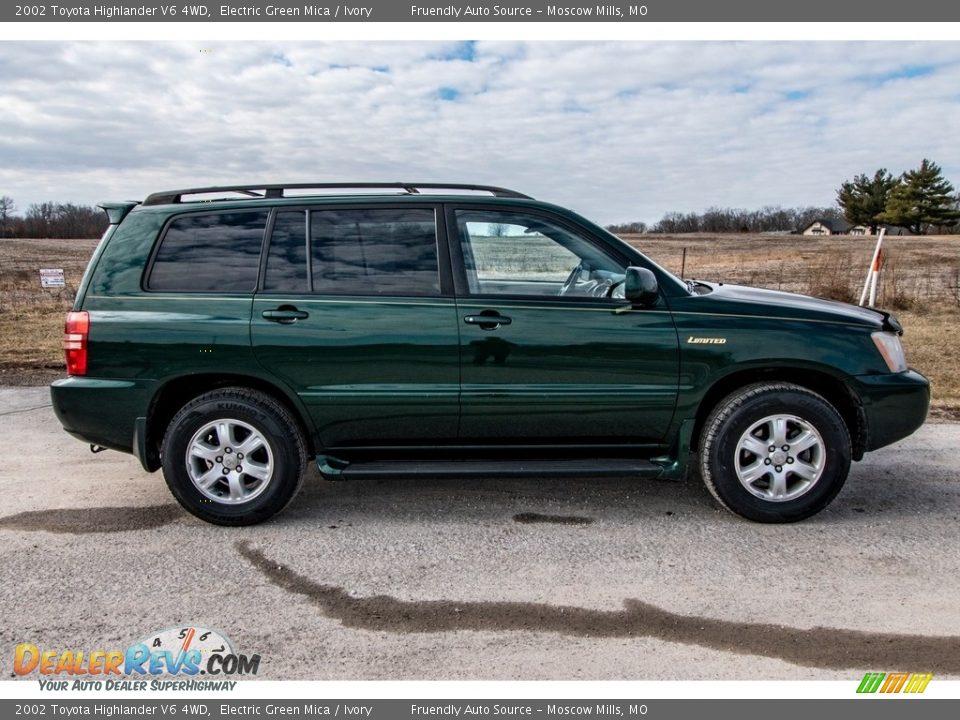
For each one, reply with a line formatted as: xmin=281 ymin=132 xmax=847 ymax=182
xmin=316 ymin=456 xmax=663 ymax=481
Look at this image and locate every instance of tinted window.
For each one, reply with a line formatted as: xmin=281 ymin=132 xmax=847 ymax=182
xmin=263 ymin=211 xmax=308 ymax=292
xmin=148 ymin=211 xmax=267 ymax=292
xmin=310 ymin=208 xmax=439 ymax=296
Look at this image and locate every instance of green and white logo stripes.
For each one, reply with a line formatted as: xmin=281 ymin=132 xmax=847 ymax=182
xmin=857 ymin=672 xmax=933 ymax=694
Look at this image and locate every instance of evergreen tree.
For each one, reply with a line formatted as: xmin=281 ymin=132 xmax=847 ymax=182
xmin=836 ymin=169 xmax=899 ymax=232
xmin=879 ymin=159 xmax=960 ymax=235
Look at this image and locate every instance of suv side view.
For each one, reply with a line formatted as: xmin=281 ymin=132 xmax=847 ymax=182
xmin=51 ymin=183 xmax=930 ymax=525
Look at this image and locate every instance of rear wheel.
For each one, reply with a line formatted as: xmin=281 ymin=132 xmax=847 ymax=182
xmin=699 ymin=382 xmax=851 ymax=523
xmin=161 ymin=388 xmax=306 ymax=526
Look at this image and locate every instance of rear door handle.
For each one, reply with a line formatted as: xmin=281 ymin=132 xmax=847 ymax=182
xmin=262 ymin=306 xmax=309 ymax=324
xmin=464 ymin=313 xmax=512 ymax=330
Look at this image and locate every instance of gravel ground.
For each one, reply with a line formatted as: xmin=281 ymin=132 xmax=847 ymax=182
xmin=1 ymin=386 xmax=959 ymax=681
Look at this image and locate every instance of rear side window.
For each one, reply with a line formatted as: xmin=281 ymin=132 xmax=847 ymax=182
xmin=312 ymin=208 xmax=439 ymax=296
xmin=148 ymin=211 xmax=268 ymax=292
xmin=262 ymin=207 xmax=440 ymax=296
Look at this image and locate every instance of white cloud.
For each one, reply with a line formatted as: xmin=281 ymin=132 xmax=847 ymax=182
xmin=0 ymin=41 xmax=958 ymax=224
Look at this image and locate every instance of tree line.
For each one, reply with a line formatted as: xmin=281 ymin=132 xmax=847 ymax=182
xmin=609 ymin=205 xmax=844 ymax=235
xmin=608 ymin=158 xmax=960 ymax=236
xmin=0 ymin=197 xmax=108 ymax=239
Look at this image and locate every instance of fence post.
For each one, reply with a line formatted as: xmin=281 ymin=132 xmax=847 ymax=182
xmin=859 ymin=228 xmax=885 ymax=307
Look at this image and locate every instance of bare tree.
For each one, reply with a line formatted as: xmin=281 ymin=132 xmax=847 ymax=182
xmin=0 ymin=195 xmax=14 ymax=237
xmin=605 ymin=221 xmax=648 ymax=234
xmin=4 ymin=201 xmax=108 ymax=239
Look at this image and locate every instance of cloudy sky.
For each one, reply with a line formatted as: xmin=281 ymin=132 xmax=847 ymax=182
xmin=1 ymin=41 xmax=959 ymax=224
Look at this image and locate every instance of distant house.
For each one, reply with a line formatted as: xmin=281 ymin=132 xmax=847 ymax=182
xmin=800 ymin=219 xmax=910 ymax=237
xmin=801 ymin=219 xmax=855 ymax=236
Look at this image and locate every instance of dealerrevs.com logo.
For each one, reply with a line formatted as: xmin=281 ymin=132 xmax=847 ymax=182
xmin=14 ymin=626 xmax=260 ymax=691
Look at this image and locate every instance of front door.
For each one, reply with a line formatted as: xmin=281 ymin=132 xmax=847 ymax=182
xmin=449 ymin=207 xmax=679 ymax=446
xmin=251 ymin=205 xmax=460 ymax=449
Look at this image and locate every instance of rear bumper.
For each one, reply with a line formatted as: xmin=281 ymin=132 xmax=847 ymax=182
xmin=848 ymin=369 xmax=930 ymax=452
xmin=50 ymin=377 xmax=158 ymax=460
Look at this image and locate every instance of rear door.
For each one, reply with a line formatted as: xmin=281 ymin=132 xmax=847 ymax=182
xmin=250 ymin=204 xmax=461 ymax=449
xmin=448 ymin=206 xmax=679 ymax=445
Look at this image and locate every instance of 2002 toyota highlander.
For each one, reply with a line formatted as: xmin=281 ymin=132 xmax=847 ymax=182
xmin=50 ymin=182 xmax=930 ymax=525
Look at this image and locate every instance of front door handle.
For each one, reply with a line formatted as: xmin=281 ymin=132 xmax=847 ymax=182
xmin=262 ymin=306 xmax=309 ymax=324
xmin=464 ymin=312 xmax=512 ymax=330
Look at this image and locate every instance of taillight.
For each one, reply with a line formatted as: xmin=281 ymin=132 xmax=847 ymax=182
xmin=64 ymin=311 xmax=90 ymax=376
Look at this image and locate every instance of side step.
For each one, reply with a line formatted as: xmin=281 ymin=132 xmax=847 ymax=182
xmin=316 ymin=456 xmax=663 ymax=481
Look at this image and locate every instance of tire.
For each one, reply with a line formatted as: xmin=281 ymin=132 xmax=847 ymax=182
xmin=699 ymin=382 xmax=851 ymax=523
xmin=160 ymin=387 xmax=307 ymax=526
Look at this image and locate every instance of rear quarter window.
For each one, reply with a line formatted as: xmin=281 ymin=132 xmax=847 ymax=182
xmin=147 ymin=210 xmax=268 ymax=292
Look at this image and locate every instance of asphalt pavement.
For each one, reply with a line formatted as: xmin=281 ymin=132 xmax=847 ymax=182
xmin=1 ymin=386 xmax=959 ymax=681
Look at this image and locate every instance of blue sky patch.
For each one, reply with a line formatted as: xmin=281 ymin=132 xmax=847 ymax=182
xmin=858 ymin=64 xmax=936 ymax=86
xmin=429 ymin=41 xmax=477 ymax=62
xmin=562 ymin=100 xmax=590 ymax=114
xmin=885 ymin=64 xmax=935 ymax=80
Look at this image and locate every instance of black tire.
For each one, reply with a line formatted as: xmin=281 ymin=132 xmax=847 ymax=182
xmin=160 ymin=387 xmax=307 ymax=526
xmin=699 ymin=382 xmax=851 ymax=523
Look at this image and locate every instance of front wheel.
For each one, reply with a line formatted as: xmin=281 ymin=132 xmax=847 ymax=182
xmin=699 ymin=382 xmax=851 ymax=523
xmin=161 ymin=388 xmax=307 ymax=526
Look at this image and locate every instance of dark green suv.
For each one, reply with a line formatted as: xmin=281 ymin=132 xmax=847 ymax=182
xmin=51 ymin=183 xmax=929 ymax=525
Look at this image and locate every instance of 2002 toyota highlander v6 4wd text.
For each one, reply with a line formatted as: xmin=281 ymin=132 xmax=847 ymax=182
xmin=51 ymin=182 xmax=930 ymax=525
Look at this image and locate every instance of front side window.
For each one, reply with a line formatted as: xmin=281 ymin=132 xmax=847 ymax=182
xmin=148 ymin=211 xmax=267 ymax=292
xmin=454 ymin=210 xmax=626 ymax=298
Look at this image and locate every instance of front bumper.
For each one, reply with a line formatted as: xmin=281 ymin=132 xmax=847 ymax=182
xmin=848 ymin=369 xmax=930 ymax=452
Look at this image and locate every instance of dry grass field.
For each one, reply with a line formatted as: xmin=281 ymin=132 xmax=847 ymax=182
xmin=0 ymin=238 xmax=98 ymax=384
xmin=1 ymin=234 xmax=957 ymax=416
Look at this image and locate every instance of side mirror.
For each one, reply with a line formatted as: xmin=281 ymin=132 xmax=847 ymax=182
xmin=624 ymin=266 xmax=659 ymax=306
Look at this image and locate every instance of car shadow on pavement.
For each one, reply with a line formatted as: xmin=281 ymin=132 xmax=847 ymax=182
xmin=235 ymin=538 xmax=960 ymax=675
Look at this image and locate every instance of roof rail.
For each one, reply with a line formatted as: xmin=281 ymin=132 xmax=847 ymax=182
xmin=142 ymin=182 xmax=532 ymax=205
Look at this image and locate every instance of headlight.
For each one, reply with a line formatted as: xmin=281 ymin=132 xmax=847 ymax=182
xmin=872 ymin=331 xmax=908 ymax=373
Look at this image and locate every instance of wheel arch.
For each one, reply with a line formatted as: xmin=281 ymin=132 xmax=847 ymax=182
xmin=146 ymin=374 xmax=317 ymax=468
xmin=691 ymin=367 xmax=867 ymax=461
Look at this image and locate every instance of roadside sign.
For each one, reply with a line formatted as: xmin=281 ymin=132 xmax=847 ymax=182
xmin=39 ymin=268 xmax=65 ymax=288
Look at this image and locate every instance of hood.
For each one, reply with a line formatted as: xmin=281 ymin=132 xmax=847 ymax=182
xmin=693 ymin=282 xmax=899 ymax=332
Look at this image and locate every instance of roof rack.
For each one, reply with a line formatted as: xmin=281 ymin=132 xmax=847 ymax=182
xmin=142 ymin=182 xmax=532 ymax=206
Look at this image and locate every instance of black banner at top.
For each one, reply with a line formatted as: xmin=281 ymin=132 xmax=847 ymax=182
xmin=5 ymin=0 xmax=960 ymax=22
